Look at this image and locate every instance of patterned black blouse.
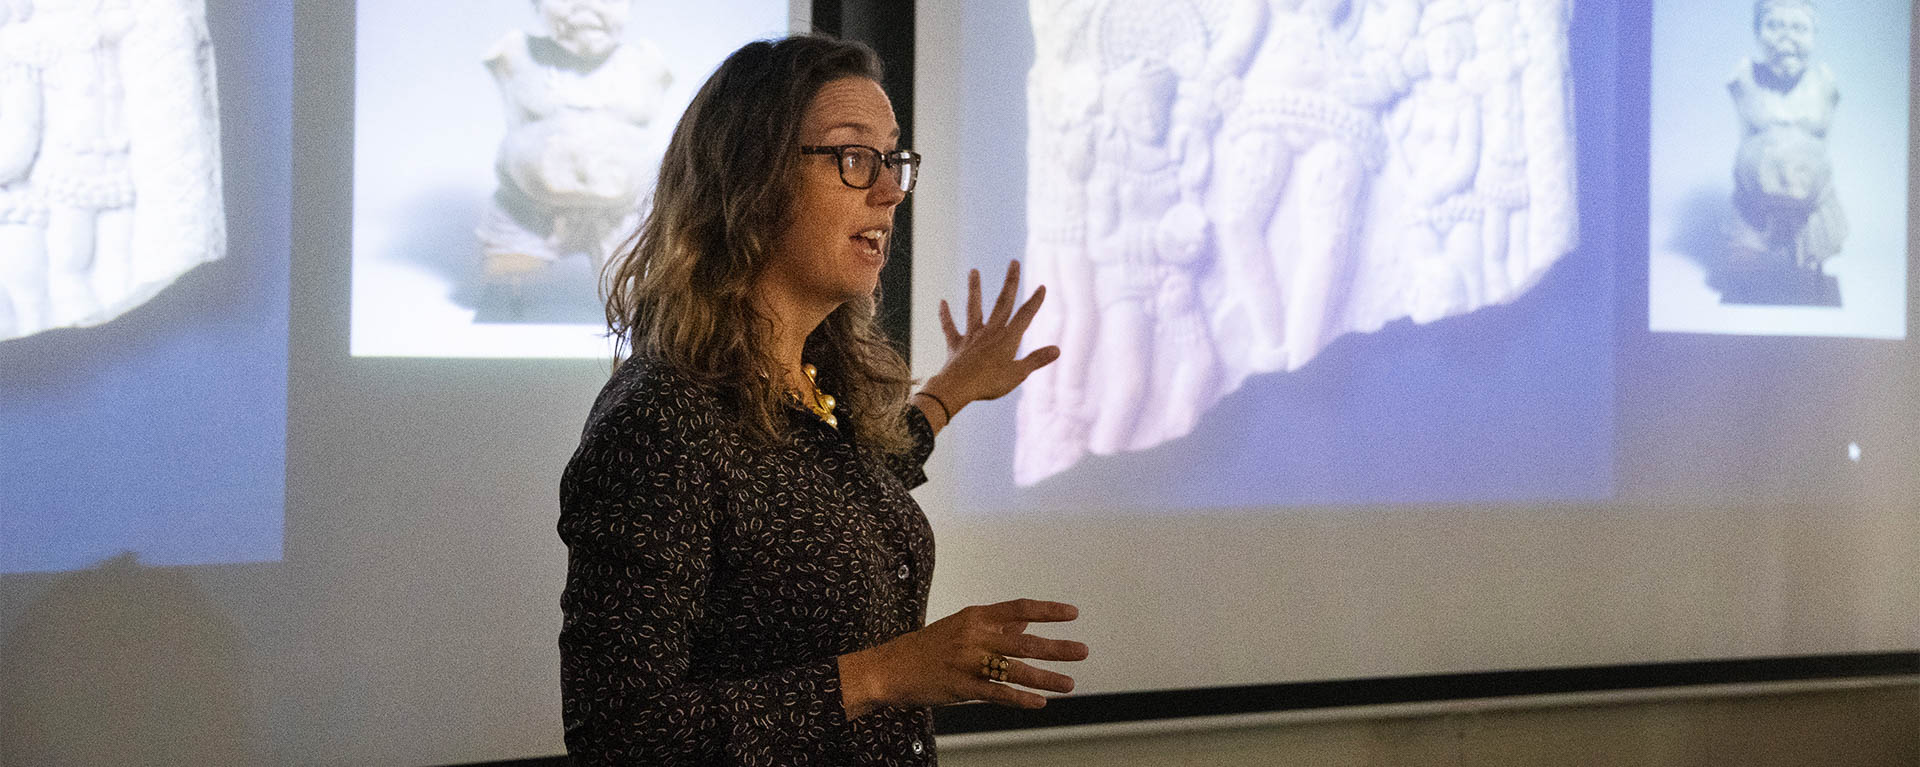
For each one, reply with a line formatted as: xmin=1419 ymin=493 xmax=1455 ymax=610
xmin=558 ymin=355 xmax=939 ymax=766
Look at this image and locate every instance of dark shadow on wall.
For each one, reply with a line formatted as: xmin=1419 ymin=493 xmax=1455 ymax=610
xmin=1668 ymin=184 xmax=1736 ymax=294
xmin=0 ymin=553 xmax=264 ymax=767
xmin=378 ymin=187 xmax=603 ymax=327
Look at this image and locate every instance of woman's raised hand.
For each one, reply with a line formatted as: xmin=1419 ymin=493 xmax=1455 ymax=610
xmin=920 ymin=261 xmax=1060 ymax=421
xmin=838 ymin=599 xmax=1088 ymax=718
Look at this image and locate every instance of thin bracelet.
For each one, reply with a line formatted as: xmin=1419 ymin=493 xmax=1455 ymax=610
xmin=914 ymin=391 xmax=952 ymax=422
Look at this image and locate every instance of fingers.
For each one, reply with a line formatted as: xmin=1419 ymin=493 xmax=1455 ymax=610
xmin=966 ymin=678 xmax=1050 ymax=709
xmin=1001 ymin=658 xmax=1076 ymax=695
xmin=967 ymin=658 xmax=1074 ymax=710
xmin=963 ymin=659 xmax=1070 ymax=708
xmin=1009 ymin=283 xmax=1046 ymax=335
xmin=952 ymin=263 xmax=1044 ymax=338
xmin=939 ymin=299 xmax=961 ymax=348
xmin=966 ymin=269 xmax=984 ymax=332
xmin=988 ymin=260 xmax=1020 ymax=327
xmin=1020 ymin=345 xmax=1061 ymax=375
xmin=911 ymin=600 xmax=1087 ymax=710
xmin=991 ymin=632 xmax=1091 ymax=663
xmin=982 ymin=598 xmax=1079 ymax=624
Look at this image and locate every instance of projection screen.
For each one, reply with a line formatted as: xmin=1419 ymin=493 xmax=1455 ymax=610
xmin=0 ymin=1 xmax=1913 ymax=766
xmin=908 ymin=0 xmax=1920 ymax=701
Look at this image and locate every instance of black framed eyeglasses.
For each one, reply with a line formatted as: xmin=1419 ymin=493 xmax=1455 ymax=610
xmin=801 ymin=144 xmax=921 ymax=193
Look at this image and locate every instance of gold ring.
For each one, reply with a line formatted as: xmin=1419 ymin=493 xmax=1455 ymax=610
xmin=980 ymin=652 xmax=1012 ymax=682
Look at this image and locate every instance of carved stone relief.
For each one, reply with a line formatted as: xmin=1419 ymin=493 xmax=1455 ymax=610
xmin=0 ymin=0 xmax=224 ymax=342
xmin=1017 ymin=0 xmax=1578 ymax=484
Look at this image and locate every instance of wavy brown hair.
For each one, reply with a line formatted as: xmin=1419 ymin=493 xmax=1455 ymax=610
xmin=602 ymin=35 xmax=914 ymax=453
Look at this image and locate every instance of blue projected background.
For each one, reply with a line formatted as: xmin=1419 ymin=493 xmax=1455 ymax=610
xmin=0 ymin=0 xmax=290 ymax=575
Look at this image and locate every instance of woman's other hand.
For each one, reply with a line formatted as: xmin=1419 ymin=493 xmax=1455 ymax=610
xmin=917 ymin=261 xmax=1060 ymax=428
xmin=838 ymin=599 xmax=1088 ymax=718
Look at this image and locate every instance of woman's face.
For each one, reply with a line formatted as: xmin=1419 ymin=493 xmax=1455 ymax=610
xmin=764 ymin=76 xmax=906 ymax=313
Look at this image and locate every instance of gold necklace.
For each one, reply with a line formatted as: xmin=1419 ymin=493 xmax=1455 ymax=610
xmin=796 ymin=363 xmax=838 ymax=429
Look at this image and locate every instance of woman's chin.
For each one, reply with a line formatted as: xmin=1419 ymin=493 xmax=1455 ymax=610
xmin=839 ymin=277 xmax=882 ymax=305
xmin=833 ymin=273 xmax=883 ymax=306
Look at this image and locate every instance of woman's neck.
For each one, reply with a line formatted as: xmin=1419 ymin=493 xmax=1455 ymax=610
xmin=756 ymin=288 xmax=838 ymax=393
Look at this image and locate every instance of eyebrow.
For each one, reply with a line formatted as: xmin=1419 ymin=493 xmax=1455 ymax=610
xmin=820 ymin=121 xmax=903 ymax=140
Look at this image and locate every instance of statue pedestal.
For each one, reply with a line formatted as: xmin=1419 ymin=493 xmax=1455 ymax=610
xmin=1718 ymin=268 xmax=1841 ymax=307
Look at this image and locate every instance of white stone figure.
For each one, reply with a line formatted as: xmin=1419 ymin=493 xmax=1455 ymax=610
xmin=1206 ymin=0 xmax=1416 ymax=377
xmin=1464 ymin=0 xmax=1532 ymax=300
xmin=0 ymin=0 xmax=223 ymax=343
xmin=1082 ymin=57 xmax=1219 ymax=455
xmin=0 ymin=0 xmax=48 ymax=337
xmin=122 ymin=0 xmax=225 ymax=313
xmin=1016 ymin=0 xmax=1225 ymax=481
xmin=1725 ymin=0 xmax=1844 ymax=278
xmin=1392 ymin=1 xmax=1482 ymax=322
xmin=1505 ymin=0 xmax=1576 ymax=281
xmin=478 ymin=0 xmax=671 ymax=292
xmin=1015 ymin=0 xmax=1576 ymax=484
xmin=37 ymin=0 xmax=134 ymax=332
xmin=1015 ymin=0 xmax=1105 ymax=482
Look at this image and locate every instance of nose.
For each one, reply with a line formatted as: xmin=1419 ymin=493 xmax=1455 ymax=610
xmin=868 ymin=170 xmax=907 ymax=208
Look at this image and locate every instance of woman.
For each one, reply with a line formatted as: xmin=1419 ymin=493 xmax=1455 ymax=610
xmin=558 ymin=35 xmax=1088 ymax=765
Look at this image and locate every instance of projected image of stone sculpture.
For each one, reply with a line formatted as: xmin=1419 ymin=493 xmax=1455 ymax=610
xmin=478 ymin=0 xmax=671 ymax=299
xmin=1719 ymin=0 xmax=1845 ymax=306
xmin=0 ymin=0 xmax=224 ymax=343
xmin=1016 ymin=0 xmax=1578 ymax=484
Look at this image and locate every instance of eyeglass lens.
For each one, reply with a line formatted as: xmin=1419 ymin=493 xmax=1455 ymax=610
xmin=895 ymin=158 xmax=916 ymax=193
xmin=837 ymin=147 xmax=916 ymax=193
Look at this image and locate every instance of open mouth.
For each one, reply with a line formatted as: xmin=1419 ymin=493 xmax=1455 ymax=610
xmin=852 ymin=228 xmax=888 ymax=258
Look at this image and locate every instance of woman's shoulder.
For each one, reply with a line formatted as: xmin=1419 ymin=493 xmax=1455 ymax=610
xmin=581 ymin=355 xmax=729 ymax=446
xmin=561 ymin=357 xmax=738 ymax=537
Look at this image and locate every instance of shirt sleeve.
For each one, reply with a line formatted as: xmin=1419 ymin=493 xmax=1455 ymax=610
xmin=881 ymin=404 xmax=937 ymax=491
xmin=558 ymin=389 xmax=855 ymax=765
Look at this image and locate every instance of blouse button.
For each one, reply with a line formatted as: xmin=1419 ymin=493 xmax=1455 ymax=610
xmin=897 ymin=564 xmax=911 ymax=580
xmin=911 ymin=739 xmax=925 ymax=755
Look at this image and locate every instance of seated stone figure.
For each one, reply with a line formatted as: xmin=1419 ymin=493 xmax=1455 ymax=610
xmin=478 ymin=0 xmax=671 ymax=287
xmin=1724 ymin=0 xmax=1845 ymax=303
